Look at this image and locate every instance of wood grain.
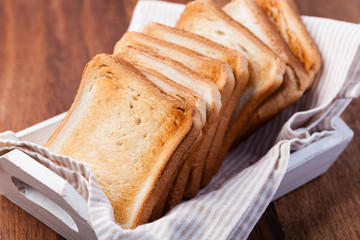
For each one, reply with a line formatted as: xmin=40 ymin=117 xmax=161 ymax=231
xmin=249 ymin=98 xmax=360 ymax=240
xmin=0 ymin=0 xmax=359 ymax=239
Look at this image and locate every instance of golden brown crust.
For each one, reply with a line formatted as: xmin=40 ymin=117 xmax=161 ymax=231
xmin=222 ymin=0 xmax=310 ymax=142
xmin=255 ymin=0 xmax=322 ymax=82
xmin=45 ymin=0 xmax=323 ymax=227
xmin=45 ymin=54 xmax=198 ymax=229
xmin=143 ymin=22 xmax=249 ymax=88
xmin=135 ymin=64 xmax=206 ymax=127
xmin=224 ymin=0 xmax=308 ymax=89
xmin=114 ymin=31 xmax=239 ymax=203
xmin=133 ymin=65 xmax=206 ymax=218
xmin=210 ymin=0 xmax=322 ymax=180
xmin=142 ymin=22 xmax=250 ymax=196
xmin=116 ymin=45 xmax=221 ymax=119
xmin=176 ymin=0 xmax=286 ymax=186
xmin=114 ymin=32 xmax=234 ymax=99
xmin=116 ymin=45 xmax=224 ymax=209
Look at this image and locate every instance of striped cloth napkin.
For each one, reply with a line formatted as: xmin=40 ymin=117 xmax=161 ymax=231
xmin=0 ymin=1 xmax=359 ymax=239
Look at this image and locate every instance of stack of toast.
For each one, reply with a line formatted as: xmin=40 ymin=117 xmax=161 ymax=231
xmin=45 ymin=0 xmax=321 ymax=229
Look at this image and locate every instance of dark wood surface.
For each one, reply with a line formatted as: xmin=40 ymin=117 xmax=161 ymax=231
xmin=0 ymin=0 xmax=359 ymax=239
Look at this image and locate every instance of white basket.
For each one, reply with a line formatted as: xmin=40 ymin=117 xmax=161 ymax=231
xmin=0 ymin=114 xmax=353 ymax=239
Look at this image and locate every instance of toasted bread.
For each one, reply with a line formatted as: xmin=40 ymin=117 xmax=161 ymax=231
xmin=136 ymin=64 xmax=206 ymax=129
xmin=114 ymin=32 xmax=235 ymax=105
xmin=133 ymin=65 xmax=205 ymax=219
xmin=114 ymin=31 xmax=238 ymax=198
xmin=142 ymin=23 xmax=248 ymax=93
xmin=255 ymin=0 xmax=322 ymax=82
xmin=116 ymin=45 xmax=221 ymax=120
xmin=176 ymin=0 xmax=286 ymax=185
xmin=223 ymin=0 xmax=310 ymax=136
xmin=142 ymin=22 xmax=249 ymax=194
xmin=45 ymin=54 xmax=199 ymax=229
xmin=116 ymin=45 xmax=222 ymax=212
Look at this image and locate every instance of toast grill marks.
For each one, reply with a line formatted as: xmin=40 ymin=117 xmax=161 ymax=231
xmin=115 ymin=31 xmax=238 ymax=197
xmin=116 ymin=45 xmax=222 ymax=210
xmin=176 ymin=0 xmax=286 ymax=186
xmin=142 ymin=22 xmax=249 ymax=195
xmin=255 ymin=0 xmax=322 ymax=82
xmin=223 ymin=0 xmax=309 ymax=134
xmin=45 ymin=54 xmax=198 ymax=229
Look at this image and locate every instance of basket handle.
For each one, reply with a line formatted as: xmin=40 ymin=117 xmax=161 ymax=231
xmin=0 ymin=149 xmax=98 ymax=240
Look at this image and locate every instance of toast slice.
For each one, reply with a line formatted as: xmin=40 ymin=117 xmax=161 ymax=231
xmin=136 ymin=65 xmax=206 ymax=130
xmin=133 ymin=65 xmax=206 ymax=219
xmin=176 ymin=0 xmax=286 ymax=185
xmin=114 ymin=31 xmax=236 ymax=198
xmin=114 ymin=32 xmax=235 ymax=106
xmin=142 ymin=22 xmax=249 ymax=195
xmin=223 ymin=0 xmax=310 ymax=135
xmin=116 ymin=45 xmax=222 ymax=213
xmin=255 ymin=0 xmax=322 ymax=82
xmin=45 ymin=54 xmax=199 ymax=229
xmin=116 ymin=46 xmax=221 ymax=121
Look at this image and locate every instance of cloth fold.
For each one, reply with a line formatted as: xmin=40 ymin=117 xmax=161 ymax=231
xmin=0 ymin=1 xmax=359 ymax=239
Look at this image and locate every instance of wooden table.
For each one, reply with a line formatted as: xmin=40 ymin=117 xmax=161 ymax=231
xmin=0 ymin=0 xmax=359 ymax=239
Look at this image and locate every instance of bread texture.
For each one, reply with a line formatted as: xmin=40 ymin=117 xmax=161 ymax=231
xmin=224 ymin=0 xmax=309 ymax=133
xmin=133 ymin=64 xmax=205 ymax=219
xmin=142 ymin=23 xmax=249 ymax=92
xmin=114 ymin=31 xmax=237 ymax=199
xmin=45 ymin=54 xmax=198 ymax=229
xmin=116 ymin=45 xmax=222 ymax=211
xmin=142 ymin=22 xmax=249 ymax=195
xmin=116 ymin=45 xmax=221 ymax=120
xmin=42 ymin=0 xmax=322 ymax=229
xmin=255 ymin=0 xmax=322 ymax=82
xmin=114 ymin=32 xmax=235 ymax=104
xmin=176 ymin=0 xmax=286 ymax=185
xmin=136 ymin=64 xmax=206 ymax=130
